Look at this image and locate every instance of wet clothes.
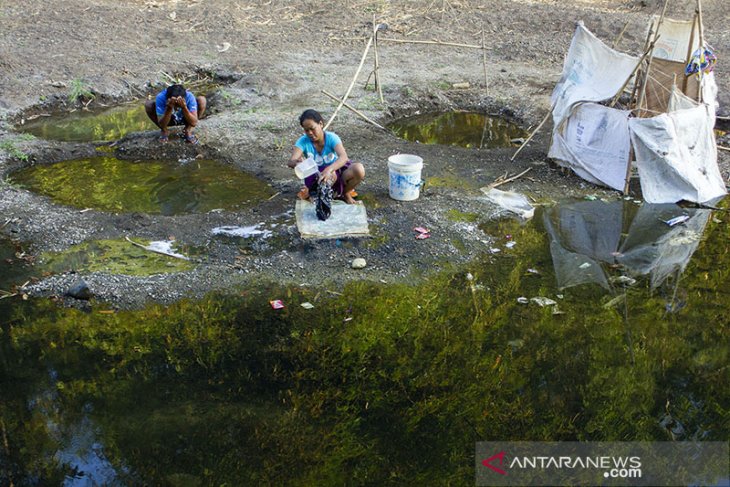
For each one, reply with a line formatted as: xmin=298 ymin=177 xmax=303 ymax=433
xmin=303 ymin=161 xmax=353 ymax=198
xmin=295 ymin=131 xmax=342 ymax=169
xmin=316 ymin=180 xmax=334 ymax=221
xmin=155 ymin=90 xmax=198 ymax=126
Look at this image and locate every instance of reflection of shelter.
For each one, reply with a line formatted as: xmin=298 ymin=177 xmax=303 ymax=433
xmin=544 ymin=11 xmax=725 ymax=204
xmin=543 ymin=200 xmax=711 ymax=290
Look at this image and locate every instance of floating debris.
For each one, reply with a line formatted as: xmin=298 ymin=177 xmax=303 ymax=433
xmin=530 ymin=297 xmax=557 ymax=307
xmin=270 ymin=300 xmax=285 ymax=310
xmin=663 ymin=215 xmax=690 ymax=227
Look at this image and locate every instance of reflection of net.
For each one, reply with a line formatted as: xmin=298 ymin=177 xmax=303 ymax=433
xmin=639 ymin=58 xmax=700 ymax=117
xmin=316 ymin=180 xmax=333 ymax=221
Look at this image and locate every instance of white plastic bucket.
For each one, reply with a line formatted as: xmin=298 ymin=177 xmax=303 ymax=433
xmin=388 ymin=154 xmax=424 ymax=201
xmin=294 ymin=157 xmax=318 ymax=180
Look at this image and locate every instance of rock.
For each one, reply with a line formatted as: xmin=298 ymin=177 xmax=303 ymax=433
xmin=66 ymin=279 xmax=92 ymax=300
xmin=351 ymin=258 xmax=367 ymax=269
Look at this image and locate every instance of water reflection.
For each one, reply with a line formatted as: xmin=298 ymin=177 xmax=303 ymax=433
xmin=387 ymin=111 xmax=527 ymax=149
xmin=544 ymin=200 xmax=710 ymax=290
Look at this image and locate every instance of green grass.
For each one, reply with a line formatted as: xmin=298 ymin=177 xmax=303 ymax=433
xmin=68 ymin=78 xmax=95 ymax=103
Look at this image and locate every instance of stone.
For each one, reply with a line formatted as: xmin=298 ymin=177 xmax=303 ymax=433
xmin=66 ymin=279 xmax=92 ymax=300
xmin=351 ymin=258 xmax=367 ymax=269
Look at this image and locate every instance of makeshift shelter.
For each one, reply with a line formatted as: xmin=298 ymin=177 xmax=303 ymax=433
xmin=543 ymin=200 xmax=710 ymax=290
xmin=545 ymin=13 xmax=725 ymax=204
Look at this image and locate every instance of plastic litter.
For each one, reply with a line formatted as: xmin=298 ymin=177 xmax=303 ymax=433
xmin=481 ymin=187 xmax=535 ymax=219
xmin=517 ymin=297 xmax=529 ymax=304
xmin=527 ymin=268 xmax=540 ymax=274
xmin=415 ymin=233 xmax=430 ymax=240
xmin=270 ymin=300 xmax=285 ymax=309
xmin=579 ymin=262 xmax=591 ymax=269
xmin=530 ymin=297 xmax=557 ymax=307
xmin=663 ymin=215 xmax=690 ymax=227
xmin=300 ymin=302 xmax=314 ymax=309
xmin=414 ymin=226 xmax=429 ymax=234
xmin=505 ymin=241 xmax=516 ymax=249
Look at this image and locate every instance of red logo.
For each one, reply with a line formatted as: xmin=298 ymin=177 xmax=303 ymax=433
xmin=482 ymin=451 xmax=507 ymax=475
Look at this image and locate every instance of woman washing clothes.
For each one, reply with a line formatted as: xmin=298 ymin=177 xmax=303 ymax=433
xmin=288 ymin=109 xmax=365 ymax=205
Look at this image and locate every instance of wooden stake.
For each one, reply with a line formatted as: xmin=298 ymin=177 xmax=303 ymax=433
xmin=511 ymin=108 xmax=552 ymax=162
xmin=623 ymin=145 xmax=634 ymax=195
xmin=324 ymin=35 xmax=374 ymax=131
xmin=683 ymin=13 xmax=698 ymax=94
xmin=379 ymin=37 xmax=482 ymax=49
xmin=612 ymin=20 xmax=630 ymax=49
xmin=610 ymin=38 xmax=659 ymax=108
xmin=373 ymin=16 xmax=384 ymax=104
xmin=487 ymin=167 xmax=533 ymax=189
xmin=696 ymin=0 xmax=706 ymax=103
xmin=636 ymin=0 xmax=669 ymax=116
xmin=481 ymin=28 xmax=488 ymax=92
xmin=718 ymin=145 xmax=730 ymax=152
xmin=321 ymin=90 xmax=387 ymax=130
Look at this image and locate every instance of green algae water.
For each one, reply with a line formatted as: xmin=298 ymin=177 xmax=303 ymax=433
xmin=1 ymin=200 xmax=728 ymax=485
xmin=18 ymin=104 xmax=150 ymax=142
xmin=9 ymin=156 xmax=274 ymax=215
xmin=388 ymin=111 xmax=528 ymax=148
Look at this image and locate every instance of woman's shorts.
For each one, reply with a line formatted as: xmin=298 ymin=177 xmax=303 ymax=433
xmin=303 ymin=160 xmax=352 ymax=197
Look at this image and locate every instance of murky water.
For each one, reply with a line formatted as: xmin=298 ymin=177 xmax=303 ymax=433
xmin=387 ymin=111 xmax=528 ymax=148
xmin=1 ymin=200 xmax=728 ymax=485
xmin=17 ymin=104 xmax=151 ymax=143
xmin=0 ymin=238 xmax=32 ymax=293
xmin=9 ymin=156 xmax=274 ymax=215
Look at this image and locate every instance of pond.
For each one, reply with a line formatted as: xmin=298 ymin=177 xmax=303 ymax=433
xmin=0 ymin=200 xmax=727 ymax=485
xmin=17 ymin=104 xmax=151 ymax=143
xmin=387 ymin=111 xmax=528 ymax=149
xmin=9 ymin=156 xmax=274 ymax=215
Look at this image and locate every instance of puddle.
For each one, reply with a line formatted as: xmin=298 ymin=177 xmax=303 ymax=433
xmin=1 ymin=199 xmax=728 ymax=484
xmin=0 ymin=237 xmax=35 ymax=292
xmin=18 ymin=104 xmax=151 ymax=143
xmin=387 ymin=111 xmax=528 ymax=148
xmin=9 ymin=156 xmax=274 ymax=215
xmin=40 ymin=238 xmax=196 ymax=276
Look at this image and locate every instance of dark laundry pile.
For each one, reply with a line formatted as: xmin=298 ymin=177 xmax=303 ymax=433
xmin=316 ymin=180 xmax=333 ymax=221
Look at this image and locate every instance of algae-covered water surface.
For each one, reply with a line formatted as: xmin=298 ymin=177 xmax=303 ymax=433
xmin=10 ymin=156 xmax=274 ymax=215
xmin=388 ymin=111 xmax=528 ymax=148
xmin=18 ymin=104 xmax=150 ymax=143
xmin=1 ymin=201 xmax=728 ymax=485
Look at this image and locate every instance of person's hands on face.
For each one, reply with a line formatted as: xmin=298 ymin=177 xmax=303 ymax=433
xmin=175 ymin=96 xmax=186 ymax=108
xmin=166 ymin=97 xmax=176 ymax=109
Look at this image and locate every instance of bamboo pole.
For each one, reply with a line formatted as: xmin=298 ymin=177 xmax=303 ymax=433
xmin=321 ymin=90 xmax=387 ymax=130
xmin=610 ymin=37 xmax=659 ymax=108
xmin=612 ymin=20 xmax=630 ymax=49
xmin=324 ymin=35 xmax=374 ymax=131
xmin=718 ymin=145 xmax=730 ymax=152
xmin=636 ymin=0 xmax=669 ymax=116
xmin=682 ymin=14 xmax=698 ymax=94
xmin=379 ymin=37 xmax=482 ymax=49
xmin=696 ymin=0 xmax=705 ymax=103
xmin=623 ymin=145 xmax=634 ymax=195
xmin=510 ymin=108 xmax=552 ymax=162
xmin=373 ymin=16 xmax=384 ymax=104
xmin=481 ymin=28 xmax=488 ymax=92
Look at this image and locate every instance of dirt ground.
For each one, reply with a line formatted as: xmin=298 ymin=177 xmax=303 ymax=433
xmin=0 ymin=0 xmax=728 ymax=309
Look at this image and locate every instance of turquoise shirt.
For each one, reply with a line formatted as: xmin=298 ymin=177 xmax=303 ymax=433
xmin=295 ymin=131 xmax=342 ymax=169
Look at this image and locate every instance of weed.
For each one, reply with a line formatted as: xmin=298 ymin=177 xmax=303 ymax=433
xmin=68 ymin=79 xmax=95 ymax=103
xmin=0 ymin=140 xmax=29 ymax=161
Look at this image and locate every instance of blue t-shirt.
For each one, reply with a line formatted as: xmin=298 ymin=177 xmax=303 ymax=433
xmin=155 ymin=90 xmax=198 ymax=125
xmin=295 ymin=131 xmax=342 ymax=169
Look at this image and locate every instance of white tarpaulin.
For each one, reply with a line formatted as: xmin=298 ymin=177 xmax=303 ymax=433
xmin=629 ymin=104 xmax=726 ymax=204
xmin=650 ymin=16 xmax=699 ymax=62
xmin=551 ymin=22 xmax=639 ymax=126
xmin=548 ymin=103 xmax=631 ymax=191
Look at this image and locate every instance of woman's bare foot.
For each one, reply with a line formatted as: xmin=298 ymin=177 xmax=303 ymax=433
xmin=341 ymin=192 xmax=357 ymax=204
